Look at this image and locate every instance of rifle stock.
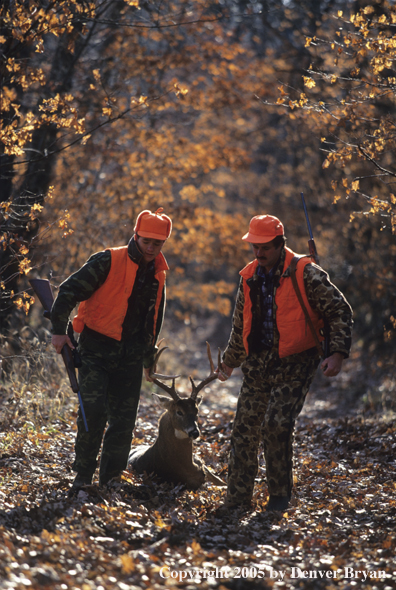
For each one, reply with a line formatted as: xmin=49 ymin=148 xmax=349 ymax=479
xmin=307 ymin=238 xmax=320 ymax=266
xmin=29 ymin=278 xmax=53 ymax=320
xmin=29 ymin=278 xmax=88 ymax=431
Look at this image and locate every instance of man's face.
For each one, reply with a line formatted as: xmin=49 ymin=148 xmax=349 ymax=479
xmin=252 ymin=241 xmax=282 ymax=272
xmin=136 ymin=235 xmax=165 ymax=264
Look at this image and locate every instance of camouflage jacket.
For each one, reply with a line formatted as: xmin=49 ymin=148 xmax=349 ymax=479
xmin=50 ymin=237 xmax=166 ymax=368
xmin=223 ymin=247 xmax=353 ymax=368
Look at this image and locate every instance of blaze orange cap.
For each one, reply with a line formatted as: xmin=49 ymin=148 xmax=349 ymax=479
xmin=134 ymin=207 xmax=172 ymax=240
xmin=242 ymin=215 xmax=284 ymax=243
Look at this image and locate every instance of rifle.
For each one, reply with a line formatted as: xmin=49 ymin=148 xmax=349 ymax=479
xmin=301 ymin=192 xmax=320 ymax=265
xmin=29 ymin=278 xmax=89 ymax=432
xmin=300 ymin=193 xmax=330 ymax=359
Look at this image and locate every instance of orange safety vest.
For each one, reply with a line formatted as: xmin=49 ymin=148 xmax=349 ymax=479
xmin=73 ymin=246 xmax=168 ymax=342
xmin=240 ymin=247 xmax=324 ymax=358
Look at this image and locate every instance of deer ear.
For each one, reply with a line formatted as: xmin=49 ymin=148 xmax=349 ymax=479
xmin=196 ymin=396 xmax=203 ymax=406
xmin=152 ymin=393 xmax=173 ymax=408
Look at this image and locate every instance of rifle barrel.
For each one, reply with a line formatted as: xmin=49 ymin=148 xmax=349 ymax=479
xmin=301 ymin=192 xmax=314 ymax=241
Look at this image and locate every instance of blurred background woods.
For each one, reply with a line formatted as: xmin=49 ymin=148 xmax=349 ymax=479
xmin=1 ymin=0 xmax=395 ymax=412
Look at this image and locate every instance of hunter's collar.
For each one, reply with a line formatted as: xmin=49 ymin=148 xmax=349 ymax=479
xmin=127 ymin=235 xmax=169 ymax=273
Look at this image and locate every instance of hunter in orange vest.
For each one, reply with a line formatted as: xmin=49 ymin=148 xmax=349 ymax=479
xmin=72 ymin=245 xmax=167 ymax=343
xmin=216 ymin=214 xmax=352 ymax=515
xmin=51 ymin=208 xmax=172 ymax=491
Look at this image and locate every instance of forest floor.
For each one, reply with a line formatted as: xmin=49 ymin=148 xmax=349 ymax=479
xmin=0 ymin=335 xmax=395 ymax=590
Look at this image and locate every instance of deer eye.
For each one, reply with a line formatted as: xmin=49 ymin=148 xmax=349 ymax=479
xmin=176 ymin=410 xmax=184 ymax=417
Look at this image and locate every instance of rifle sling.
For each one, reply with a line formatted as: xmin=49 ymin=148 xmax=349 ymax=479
xmin=289 ymin=256 xmax=324 ymax=358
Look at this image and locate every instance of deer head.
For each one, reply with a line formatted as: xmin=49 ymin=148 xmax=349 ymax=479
xmin=149 ymin=341 xmax=221 ymax=440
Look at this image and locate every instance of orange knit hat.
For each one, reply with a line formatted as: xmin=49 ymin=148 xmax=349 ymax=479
xmin=242 ymin=215 xmax=284 ymax=243
xmin=134 ymin=207 xmax=172 ymax=240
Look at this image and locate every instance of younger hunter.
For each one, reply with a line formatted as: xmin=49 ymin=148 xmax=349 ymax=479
xmin=51 ymin=208 xmax=172 ymax=490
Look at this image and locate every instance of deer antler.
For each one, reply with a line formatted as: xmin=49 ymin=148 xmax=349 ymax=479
xmin=149 ymin=346 xmax=181 ymax=401
xmin=190 ymin=341 xmax=221 ymax=400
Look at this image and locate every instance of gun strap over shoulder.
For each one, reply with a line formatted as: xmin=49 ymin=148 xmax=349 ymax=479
xmin=290 ymin=256 xmax=324 ymax=358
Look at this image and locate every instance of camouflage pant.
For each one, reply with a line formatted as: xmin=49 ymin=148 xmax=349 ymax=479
xmin=73 ymin=329 xmax=144 ymax=485
xmin=227 ymin=347 xmax=319 ymax=504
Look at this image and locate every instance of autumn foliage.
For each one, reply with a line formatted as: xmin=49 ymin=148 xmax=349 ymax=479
xmin=0 ymin=0 xmax=394 ymax=357
xmin=1 ymin=2 xmax=396 ymax=588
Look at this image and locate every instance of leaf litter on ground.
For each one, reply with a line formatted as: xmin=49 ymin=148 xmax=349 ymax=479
xmin=0 ymin=365 xmax=395 ymax=590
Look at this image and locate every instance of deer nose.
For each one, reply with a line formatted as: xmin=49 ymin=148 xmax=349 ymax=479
xmin=188 ymin=426 xmax=200 ymax=439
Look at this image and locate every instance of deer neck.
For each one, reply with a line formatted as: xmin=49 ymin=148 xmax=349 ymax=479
xmin=156 ymin=412 xmax=194 ymax=453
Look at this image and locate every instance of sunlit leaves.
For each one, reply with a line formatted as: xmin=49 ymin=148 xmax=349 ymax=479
xmin=303 ymin=77 xmax=316 ymax=89
xmin=13 ymin=291 xmax=34 ymax=314
xmin=174 ymin=83 xmax=189 ymax=98
xmin=0 ymin=387 xmax=395 ymax=587
xmin=278 ymin=3 xmax=396 ymax=234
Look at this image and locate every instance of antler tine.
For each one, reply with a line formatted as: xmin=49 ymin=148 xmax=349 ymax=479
xmin=150 ymin=347 xmax=180 ymax=380
xmin=150 ymin=346 xmax=181 ymax=401
xmin=190 ymin=341 xmax=221 ymax=400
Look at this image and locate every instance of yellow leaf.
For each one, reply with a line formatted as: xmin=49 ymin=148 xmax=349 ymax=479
xmin=191 ymin=540 xmax=202 ymax=554
xmin=81 ymin=134 xmax=91 ymax=145
xmin=303 ymin=77 xmax=316 ymax=88
xmin=120 ymin=554 xmax=135 ymax=574
xmin=18 ymin=259 xmax=32 ymax=275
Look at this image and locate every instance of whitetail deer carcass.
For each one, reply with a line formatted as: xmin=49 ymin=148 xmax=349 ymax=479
xmin=128 ymin=342 xmax=226 ymax=490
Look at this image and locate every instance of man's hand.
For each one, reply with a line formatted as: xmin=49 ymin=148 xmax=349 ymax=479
xmin=217 ymin=363 xmax=234 ymax=382
xmin=321 ymin=352 xmax=344 ymax=377
xmin=51 ymin=334 xmax=74 ymax=354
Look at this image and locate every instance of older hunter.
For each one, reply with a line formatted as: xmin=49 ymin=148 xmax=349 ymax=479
xmin=51 ymin=208 xmax=172 ymax=491
xmin=217 ymin=214 xmax=352 ymax=513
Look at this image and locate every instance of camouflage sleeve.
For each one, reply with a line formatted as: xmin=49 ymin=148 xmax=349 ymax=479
xmin=222 ymin=277 xmax=247 ymax=368
xmin=304 ymin=263 xmax=353 ymax=358
xmin=50 ymin=250 xmax=111 ymax=335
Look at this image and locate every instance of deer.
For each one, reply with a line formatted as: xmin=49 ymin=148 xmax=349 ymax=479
xmin=128 ymin=342 xmax=226 ymax=490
